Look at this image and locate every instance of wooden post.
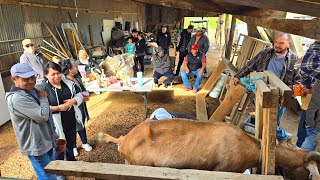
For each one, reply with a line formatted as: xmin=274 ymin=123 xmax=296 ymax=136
xmin=225 ymin=16 xmax=237 ymax=59
xmin=196 ymin=61 xmax=226 ymax=120
xmin=88 ymin=25 xmax=94 ymax=47
xmin=209 ymin=84 xmax=246 ymax=122
xmin=261 ymin=87 xmax=278 ymax=175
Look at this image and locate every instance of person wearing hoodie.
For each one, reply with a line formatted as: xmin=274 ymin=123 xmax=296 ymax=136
xmin=38 ymin=62 xmax=83 ymax=161
xmin=20 ymin=39 xmax=48 ymax=85
xmin=6 ymin=63 xmax=57 ymax=180
xmin=157 ymin=25 xmax=171 ymax=55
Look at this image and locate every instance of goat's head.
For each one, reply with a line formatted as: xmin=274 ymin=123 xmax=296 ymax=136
xmin=289 ymin=151 xmax=320 ymax=180
xmin=304 ymin=151 xmax=320 ymax=180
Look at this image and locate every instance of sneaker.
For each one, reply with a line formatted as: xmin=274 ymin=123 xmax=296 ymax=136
xmin=164 ymin=84 xmax=169 ymax=88
xmin=185 ymin=87 xmax=192 ymax=91
xmin=81 ymin=143 xmax=93 ymax=152
xmin=192 ymin=89 xmax=198 ymax=93
xmin=154 ymin=83 xmax=159 ymax=88
xmin=73 ymin=148 xmax=79 ymax=156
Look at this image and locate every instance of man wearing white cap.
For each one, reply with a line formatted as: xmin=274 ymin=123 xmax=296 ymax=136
xmin=20 ymin=39 xmax=48 ymax=85
xmin=5 ymin=63 xmax=57 ymax=179
xmin=187 ymin=27 xmax=210 ymax=55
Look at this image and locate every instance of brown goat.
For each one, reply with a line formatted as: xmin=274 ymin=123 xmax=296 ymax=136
xmin=99 ymin=119 xmax=320 ymax=180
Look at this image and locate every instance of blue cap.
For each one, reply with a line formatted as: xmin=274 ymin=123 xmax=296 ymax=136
xmin=156 ymin=46 xmax=164 ymax=53
xmin=10 ymin=63 xmax=37 ymax=78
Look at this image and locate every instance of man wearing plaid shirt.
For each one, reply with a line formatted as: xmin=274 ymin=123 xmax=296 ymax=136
xmin=300 ymin=40 xmax=320 ymax=151
xmin=231 ymin=33 xmax=298 ymax=142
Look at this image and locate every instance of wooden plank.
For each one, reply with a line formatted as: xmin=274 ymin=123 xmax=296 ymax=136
xmin=264 ymin=71 xmax=292 ymax=107
xmin=222 ymin=57 xmax=238 ymax=76
xmin=209 ymin=84 xmax=246 ymax=122
xmin=88 ymin=25 xmax=94 ymax=46
xmin=236 ymin=16 xmax=320 ymax=40
xmin=250 ymin=72 xmax=272 ymax=108
xmin=196 ymin=61 xmax=226 ymax=120
xmin=219 ymin=0 xmax=319 ymax=19
xmin=255 ymin=101 xmax=263 ymax=139
xmin=43 ymin=22 xmax=69 ymax=58
xmin=261 ymin=87 xmax=278 ymax=175
xmin=44 ymin=160 xmax=283 ymax=180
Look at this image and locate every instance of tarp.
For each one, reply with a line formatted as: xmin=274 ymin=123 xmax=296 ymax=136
xmin=101 ymin=53 xmax=135 ymax=78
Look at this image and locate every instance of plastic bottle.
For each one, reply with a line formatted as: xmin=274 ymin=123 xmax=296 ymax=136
xmin=137 ymin=72 xmax=143 ymax=87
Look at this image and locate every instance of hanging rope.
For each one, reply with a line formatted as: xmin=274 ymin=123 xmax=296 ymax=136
xmin=240 ymin=77 xmax=263 ymax=93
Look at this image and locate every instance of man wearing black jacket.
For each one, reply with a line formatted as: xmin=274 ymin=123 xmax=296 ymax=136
xmin=156 ymin=25 xmax=171 ymax=55
xmin=175 ymin=25 xmax=194 ymax=76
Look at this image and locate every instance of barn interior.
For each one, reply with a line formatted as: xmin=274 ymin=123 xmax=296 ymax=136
xmin=0 ymin=0 xmax=319 ymax=179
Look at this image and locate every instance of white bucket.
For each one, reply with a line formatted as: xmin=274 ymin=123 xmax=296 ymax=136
xmin=209 ymin=73 xmax=227 ymax=98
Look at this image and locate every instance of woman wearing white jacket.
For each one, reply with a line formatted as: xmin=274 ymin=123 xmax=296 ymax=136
xmin=38 ymin=62 xmax=83 ymax=161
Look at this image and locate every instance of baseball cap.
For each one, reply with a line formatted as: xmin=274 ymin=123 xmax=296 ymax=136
xmin=162 ymin=25 xmax=167 ymax=28
xmin=10 ymin=63 xmax=37 ymax=78
xmin=22 ymin=39 xmax=33 ymax=47
xmin=191 ymin=44 xmax=199 ymax=50
xmin=156 ymin=46 xmax=164 ymax=52
xmin=196 ymin=27 xmax=202 ymax=31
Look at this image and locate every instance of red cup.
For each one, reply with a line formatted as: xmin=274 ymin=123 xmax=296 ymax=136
xmin=131 ymin=80 xmax=136 ymax=85
xmin=120 ymin=81 xmax=123 ymax=87
xmin=82 ymin=91 xmax=89 ymax=98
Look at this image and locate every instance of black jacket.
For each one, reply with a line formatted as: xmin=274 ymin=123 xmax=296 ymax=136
xmin=135 ymin=39 xmax=146 ymax=55
xmin=176 ymin=29 xmax=191 ymax=52
xmin=157 ymin=31 xmax=171 ymax=50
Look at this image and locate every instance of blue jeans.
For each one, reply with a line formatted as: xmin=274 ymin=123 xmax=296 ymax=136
xmin=296 ymin=110 xmax=307 ymax=147
xmin=181 ymin=68 xmax=203 ymax=90
xmin=153 ymin=70 xmax=175 ymax=85
xmin=301 ymin=127 xmax=319 ymax=151
xmin=28 ymin=149 xmax=57 ymax=180
xmin=276 ymin=106 xmax=289 ymax=141
xmin=74 ymin=127 xmax=88 ymax=148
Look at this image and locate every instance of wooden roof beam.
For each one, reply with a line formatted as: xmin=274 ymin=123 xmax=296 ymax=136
xmin=236 ymin=16 xmax=320 ymax=40
xmin=133 ymin=0 xmax=286 ymax=18
xmin=215 ymin=0 xmax=319 ymax=17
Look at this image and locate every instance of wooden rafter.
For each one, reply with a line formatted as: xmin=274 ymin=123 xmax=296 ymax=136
xmin=237 ymin=16 xmax=320 ymax=40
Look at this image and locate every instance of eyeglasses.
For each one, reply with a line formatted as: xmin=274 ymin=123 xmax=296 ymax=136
xmin=25 ymin=44 xmax=34 ymax=48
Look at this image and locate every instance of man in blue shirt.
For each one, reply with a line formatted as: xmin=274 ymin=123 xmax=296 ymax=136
xmin=231 ymin=33 xmax=298 ymax=142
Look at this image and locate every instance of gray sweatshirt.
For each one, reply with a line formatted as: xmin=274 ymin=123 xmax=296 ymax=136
xmin=152 ymin=54 xmax=171 ymax=74
xmin=5 ymin=86 xmax=54 ymax=156
xmin=187 ymin=35 xmax=210 ymax=55
xmin=20 ymin=51 xmax=48 ymax=85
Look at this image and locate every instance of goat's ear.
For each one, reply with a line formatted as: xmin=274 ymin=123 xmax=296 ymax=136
xmin=305 ymin=151 xmax=320 ymax=163
xmin=306 ymin=160 xmax=320 ymax=180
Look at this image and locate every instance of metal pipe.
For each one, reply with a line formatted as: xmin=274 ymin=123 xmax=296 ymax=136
xmin=43 ymin=39 xmax=69 ymax=58
xmin=38 ymin=45 xmax=66 ymax=59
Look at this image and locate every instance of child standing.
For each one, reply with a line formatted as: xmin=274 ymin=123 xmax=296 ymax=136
xmin=125 ymin=37 xmax=135 ymax=56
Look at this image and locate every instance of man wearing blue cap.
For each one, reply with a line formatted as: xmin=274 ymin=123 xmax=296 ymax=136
xmin=5 ymin=63 xmax=57 ymax=180
xmin=152 ymin=46 xmax=175 ymax=88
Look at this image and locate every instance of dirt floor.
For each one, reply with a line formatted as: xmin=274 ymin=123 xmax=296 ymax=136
xmin=0 ymin=48 xmax=300 ymax=179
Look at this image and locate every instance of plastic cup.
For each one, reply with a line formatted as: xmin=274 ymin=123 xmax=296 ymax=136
xmin=82 ymin=91 xmax=89 ymax=98
xmin=293 ymin=84 xmax=302 ymax=96
xmin=120 ymin=81 xmax=123 ymax=87
xmin=131 ymin=80 xmax=136 ymax=85
xmin=55 ymin=139 xmax=66 ymax=153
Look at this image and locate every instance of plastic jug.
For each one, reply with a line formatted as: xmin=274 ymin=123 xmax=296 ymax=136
xmin=137 ymin=72 xmax=143 ymax=87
